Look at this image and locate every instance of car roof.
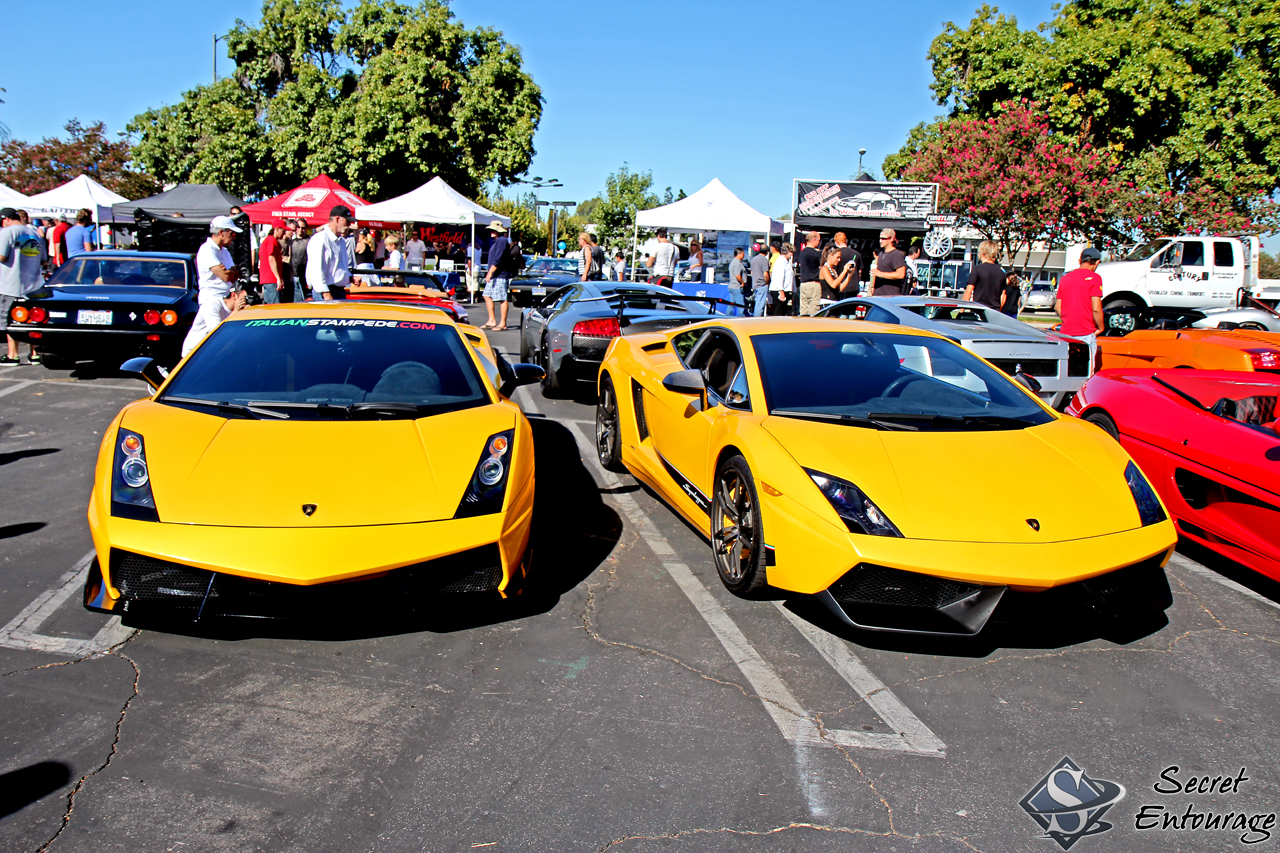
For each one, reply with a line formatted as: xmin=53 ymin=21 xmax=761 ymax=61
xmin=677 ymin=316 xmax=948 ymax=342
xmin=227 ymin=301 xmax=464 ymax=327
xmin=67 ymin=250 xmax=193 ymax=261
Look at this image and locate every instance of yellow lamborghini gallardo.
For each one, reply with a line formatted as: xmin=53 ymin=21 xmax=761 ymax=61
xmin=84 ymin=302 xmax=544 ymax=619
xmin=595 ymin=318 xmax=1178 ymax=635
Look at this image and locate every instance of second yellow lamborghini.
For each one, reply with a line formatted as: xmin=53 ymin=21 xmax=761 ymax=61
xmin=595 ymin=317 xmax=1177 ymax=635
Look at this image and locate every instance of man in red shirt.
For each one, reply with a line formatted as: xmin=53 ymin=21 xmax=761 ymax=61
xmin=50 ymin=216 xmax=70 ymax=268
xmin=1055 ymin=246 xmax=1106 ymax=372
xmin=259 ymin=223 xmax=286 ymax=304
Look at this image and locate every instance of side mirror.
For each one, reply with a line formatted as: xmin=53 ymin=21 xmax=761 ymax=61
xmin=120 ymin=356 xmax=166 ymax=391
xmin=497 ymin=358 xmax=544 ymax=397
xmin=662 ymin=368 xmax=706 ymax=395
xmin=1013 ymin=371 xmax=1042 ymax=394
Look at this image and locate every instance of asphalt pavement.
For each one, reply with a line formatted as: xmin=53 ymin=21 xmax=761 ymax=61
xmin=1 ymin=309 xmax=1278 ymax=853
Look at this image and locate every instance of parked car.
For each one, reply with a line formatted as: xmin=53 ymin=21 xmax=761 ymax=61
xmin=1098 ymin=307 xmax=1280 ymax=373
xmin=344 ymin=269 xmax=471 ymax=324
xmin=1022 ymin=282 xmax=1058 ymax=313
xmin=1067 ymin=369 xmax=1280 ymax=582
xmin=7 ymin=251 xmax=198 ymax=369
xmin=1097 ymin=235 xmax=1263 ymax=312
xmin=817 ymin=296 xmax=1090 ymax=409
xmin=507 ymin=257 xmax=580 ymax=307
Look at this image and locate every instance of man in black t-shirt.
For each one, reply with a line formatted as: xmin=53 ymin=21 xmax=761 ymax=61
xmin=797 ymin=231 xmax=823 ymax=315
xmin=963 ymin=240 xmax=1005 ymax=310
xmin=870 ymin=229 xmax=906 ymax=297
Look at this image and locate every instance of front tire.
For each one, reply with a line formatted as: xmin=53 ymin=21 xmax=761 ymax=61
xmin=596 ymin=375 xmax=624 ymax=472
xmin=1084 ymin=410 xmax=1120 ymax=441
xmin=710 ymin=455 xmax=769 ymax=598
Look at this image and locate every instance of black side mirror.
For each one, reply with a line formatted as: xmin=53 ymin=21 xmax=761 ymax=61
xmin=662 ymin=368 xmax=706 ymax=395
xmin=120 ymin=356 xmax=166 ymax=391
xmin=1013 ymin=371 xmax=1042 ymax=394
xmin=498 ymin=360 xmax=544 ymax=397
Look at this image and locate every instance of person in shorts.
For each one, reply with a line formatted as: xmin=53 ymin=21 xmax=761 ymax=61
xmin=0 ymin=207 xmax=46 ymax=364
xmin=482 ymin=220 xmax=516 ymax=330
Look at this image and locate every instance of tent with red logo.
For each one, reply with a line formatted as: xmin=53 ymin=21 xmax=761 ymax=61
xmin=241 ymin=174 xmax=370 ymax=226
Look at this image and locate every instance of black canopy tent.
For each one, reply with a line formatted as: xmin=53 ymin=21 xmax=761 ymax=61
xmin=112 ymin=183 xmax=246 ymax=220
xmin=115 ymin=184 xmax=253 ymax=281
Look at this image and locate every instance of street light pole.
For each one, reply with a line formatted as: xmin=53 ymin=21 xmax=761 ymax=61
xmin=858 ymin=148 xmax=867 ymax=175
xmin=213 ymin=34 xmax=228 ymax=83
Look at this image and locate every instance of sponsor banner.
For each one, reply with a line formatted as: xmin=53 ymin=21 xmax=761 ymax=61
xmin=795 ymin=180 xmax=937 ymax=221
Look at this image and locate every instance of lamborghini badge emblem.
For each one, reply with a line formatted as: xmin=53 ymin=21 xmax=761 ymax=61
xmin=1027 ymin=518 xmax=1040 ymax=531
xmin=302 ymin=504 xmax=317 ymax=517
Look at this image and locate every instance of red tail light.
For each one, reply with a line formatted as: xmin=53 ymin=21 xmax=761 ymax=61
xmin=28 ymin=306 xmax=48 ymax=323
xmin=1245 ymin=348 xmax=1280 ymax=371
xmin=573 ymin=317 xmax=621 ymax=337
xmin=143 ymin=309 xmax=161 ymax=325
xmin=146 ymin=334 xmax=161 ymax=341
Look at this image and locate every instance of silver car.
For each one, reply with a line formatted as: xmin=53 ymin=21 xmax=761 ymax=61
xmin=1190 ymin=305 xmax=1280 ymax=332
xmin=1022 ymin=282 xmax=1057 ymax=313
xmin=816 ymin=296 xmax=1090 ymax=409
xmin=519 ymin=282 xmax=742 ymax=396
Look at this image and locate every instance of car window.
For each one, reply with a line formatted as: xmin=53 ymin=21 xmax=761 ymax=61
xmin=752 ymin=331 xmax=1051 ymax=430
xmin=686 ymin=331 xmax=744 ymax=401
xmin=672 ymin=329 xmax=704 ymax=361
xmin=1214 ymin=241 xmax=1234 ymax=268
xmin=724 ymin=365 xmax=751 ymax=410
xmin=161 ymin=319 xmax=489 ymax=417
xmin=1179 ymin=241 xmax=1205 ymax=267
xmin=904 ymin=304 xmax=988 ymax=322
xmin=47 ymin=257 xmax=189 ymax=287
xmin=830 ymin=302 xmax=870 ymax=320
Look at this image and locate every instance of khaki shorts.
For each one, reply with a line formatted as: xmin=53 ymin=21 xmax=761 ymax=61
xmin=799 ymin=281 xmax=822 ymax=316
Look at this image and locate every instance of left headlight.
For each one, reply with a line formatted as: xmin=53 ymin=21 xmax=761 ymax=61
xmin=111 ymin=428 xmax=159 ymax=521
xmin=1125 ymin=461 xmax=1166 ymax=527
xmin=455 ymin=430 xmax=515 ymax=518
xmin=806 ymin=469 xmax=902 ymax=537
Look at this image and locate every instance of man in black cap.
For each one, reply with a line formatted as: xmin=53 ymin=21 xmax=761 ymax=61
xmin=306 ymin=204 xmax=353 ymax=300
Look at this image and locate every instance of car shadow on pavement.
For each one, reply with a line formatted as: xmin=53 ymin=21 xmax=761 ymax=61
xmin=0 ymin=761 xmax=71 ymax=819
xmin=122 ymin=420 xmax=622 ymax=642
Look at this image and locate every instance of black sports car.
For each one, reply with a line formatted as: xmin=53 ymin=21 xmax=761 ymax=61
xmin=8 ymin=251 xmax=199 ymax=369
xmin=507 ymin=257 xmax=580 ymax=307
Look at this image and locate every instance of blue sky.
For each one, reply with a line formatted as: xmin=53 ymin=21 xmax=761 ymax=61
xmin=0 ymin=0 xmax=1058 ymax=217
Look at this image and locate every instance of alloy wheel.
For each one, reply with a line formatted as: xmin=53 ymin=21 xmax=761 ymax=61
xmin=712 ymin=467 xmax=755 ymax=584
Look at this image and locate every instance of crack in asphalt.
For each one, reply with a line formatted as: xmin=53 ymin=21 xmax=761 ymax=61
xmin=593 ymin=819 xmax=985 ymax=853
xmin=36 ymin=634 xmax=140 ymax=853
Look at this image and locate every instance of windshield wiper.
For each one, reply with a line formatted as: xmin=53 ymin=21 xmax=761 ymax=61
xmin=770 ymin=409 xmax=918 ymax=431
xmin=346 ymin=402 xmax=425 ymax=419
xmin=161 ymin=395 xmax=290 ymax=420
xmin=867 ymin=412 xmax=1031 ymax=430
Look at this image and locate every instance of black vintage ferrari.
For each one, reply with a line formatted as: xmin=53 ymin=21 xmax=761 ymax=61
xmin=7 ymin=251 xmax=199 ymax=369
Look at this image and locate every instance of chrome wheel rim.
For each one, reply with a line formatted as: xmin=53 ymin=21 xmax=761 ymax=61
xmin=596 ymin=384 xmax=617 ymax=465
xmin=712 ymin=468 xmax=754 ymax=583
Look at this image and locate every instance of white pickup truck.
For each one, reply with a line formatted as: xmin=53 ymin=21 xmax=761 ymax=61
xmin=1094 ymin=235 xmax=1279 ymax=311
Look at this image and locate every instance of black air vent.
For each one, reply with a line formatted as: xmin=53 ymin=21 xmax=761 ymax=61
xmin=631 ymin=379 xmax=649 ymax=440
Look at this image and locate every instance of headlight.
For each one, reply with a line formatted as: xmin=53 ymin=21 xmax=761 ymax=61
xmin=111 ymin=428 xmax=159 ymax=521
xmin=1125 ymin=461 xmax=1166 ymax=526
xmin=806 ymin=469 xmax=902 ymax=537
xmin=455 ymin=430 xmax=515 ymax=518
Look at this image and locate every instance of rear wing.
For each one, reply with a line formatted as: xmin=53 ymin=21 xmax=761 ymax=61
xmin=576 ymin=292 xmax=742 ymax=327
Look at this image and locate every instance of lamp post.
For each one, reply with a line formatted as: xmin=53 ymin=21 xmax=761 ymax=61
xmin=547 ymin=201 xmax=576 ymax=256
xmin=512 ymin=176 xmax=563 ymax=222
xmin=213 ymin=33 xmax=229 ymax=83
xmin=857 ymin=148 xmax=867 ymax=175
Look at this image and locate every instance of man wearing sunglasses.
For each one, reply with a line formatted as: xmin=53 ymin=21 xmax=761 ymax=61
xmin=869 ymin=229 xmax=906 ymax=297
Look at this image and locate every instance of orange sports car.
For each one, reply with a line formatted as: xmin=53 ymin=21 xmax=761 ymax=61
xmin=1098 ymin=308 xmax=1280 ymax=373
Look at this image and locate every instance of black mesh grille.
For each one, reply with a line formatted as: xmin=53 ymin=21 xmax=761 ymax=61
xmin=398 ymin=544 xmax=504 ymax=593
xmin=988 ymin=358 xmax=1059 ymax=378
xmin=110 ymin=550 xmax=215 ymax=600
xmin=571 ymin=334 xmax=613 ymax=360
xmin=829 ymin=564 xmax=981 ymax=609
xmin=631 ymin=379 xmax=649 ymax=440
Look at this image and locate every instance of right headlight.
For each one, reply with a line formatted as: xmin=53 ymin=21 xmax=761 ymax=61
xmin=111 ymin=428 xmax=159 ymax=521
xmin=1125 ymin=461 xmax=1166 ymax=526
xmin=455 ymin=430 xmax=515 ymax=518
xmin=806 ymin=469 xmax=902 ymax=537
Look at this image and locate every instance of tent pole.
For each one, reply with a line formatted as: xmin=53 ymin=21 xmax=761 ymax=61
xmin=630 ymin=220 xmax=638 ymax=282
xmin=470 ymin=221 xmax=476 ymax=302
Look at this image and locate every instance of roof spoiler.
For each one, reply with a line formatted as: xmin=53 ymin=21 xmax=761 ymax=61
xmin=576 ymin=293 xmax=740 ymax=328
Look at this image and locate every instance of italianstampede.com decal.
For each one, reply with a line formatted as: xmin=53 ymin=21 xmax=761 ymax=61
xmin=243 ymin=318 xmax=438 ymax=329
xmin=1019 ymin=757 xmax=1275 ymax=849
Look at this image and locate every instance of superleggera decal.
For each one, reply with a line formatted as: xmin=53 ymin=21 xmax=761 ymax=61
xmin=243 ymin=319 xmax=436 ymax=329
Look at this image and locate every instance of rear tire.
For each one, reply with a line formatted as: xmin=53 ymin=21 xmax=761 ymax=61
xmin=1084 ymin=410 xmax=1120 ymax=441
xmin=519 ymin=331 xmax=531 ymax=363
xmin=595 ymin=374 xmax=624 ymax=472
xmin=710 ymin=455 xmax=769 ymax=598
xmin=1238 ymin=322 xmax=1268 ymax=331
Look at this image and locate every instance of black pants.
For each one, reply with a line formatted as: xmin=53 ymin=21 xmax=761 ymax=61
xmin=328 ymin=285 xmax=348 ymax=300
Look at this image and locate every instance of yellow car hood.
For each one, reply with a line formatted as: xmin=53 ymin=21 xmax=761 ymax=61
xmin=763 ymin=415 xmax=1142 ymax=543
xmin=122 ymin=401 xmax=513 ymax=527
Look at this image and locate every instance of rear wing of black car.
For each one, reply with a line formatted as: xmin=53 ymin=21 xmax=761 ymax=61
xmin=576 ymin=292 xmax=742 ymax=327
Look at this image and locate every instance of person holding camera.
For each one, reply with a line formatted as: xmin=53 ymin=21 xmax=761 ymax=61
xmin=819 ymin=244 xmax=856 ymax=309
xmin=197 ymin=215 xmax=242 ymax=306
xmin=353 ymin=226 xmax=378 ymax=286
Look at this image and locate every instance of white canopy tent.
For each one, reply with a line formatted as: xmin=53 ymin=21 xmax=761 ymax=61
xmin=355 ymin=176 xmax=511 ymax=273
xmin=23 ymin=174 xmax=133 ymax=226
xmin=631 ymin=178 xmax=784 ymax=276
xmin=0 ymin=183 xmax=31 ymax=208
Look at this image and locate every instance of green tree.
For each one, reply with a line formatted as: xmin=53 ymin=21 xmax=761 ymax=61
xmin=1 ymin=119 xmax=161 ymax=198
xmin=1259 ymin=250 xmax=1280 ymax=280
xmin=594 ymin=165 xmax=660 ymax=251
xmin=891 ymin=1 xmax=1280 ymax=230
xmin=128 ymin=0 xmax=542 ymax=200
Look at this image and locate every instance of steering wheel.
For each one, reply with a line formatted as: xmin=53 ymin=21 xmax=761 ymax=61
xmin=883 ymin=374 xmax=926 ymax=398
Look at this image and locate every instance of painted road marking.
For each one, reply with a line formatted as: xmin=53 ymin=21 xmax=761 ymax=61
xmin=513 ymin=376 xmax=946 ymax=757
xmin=0 ymin=551 xmax=136 ymax=656
xmin=0 ymin=379 xmax=37 ymax=398
xmin=1168 ymin=553 xmax=1280 ymax=613
xmin=0 ymin=377 xmax=149 ymax=393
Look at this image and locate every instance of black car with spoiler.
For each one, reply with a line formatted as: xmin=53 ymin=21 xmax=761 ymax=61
xmin=518 ymin=281 xmax=745 ymax=396
xmin=7 ymin=251 xmax=199 ymax=369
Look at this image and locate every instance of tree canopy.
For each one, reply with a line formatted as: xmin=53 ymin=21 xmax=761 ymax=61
xmin=0 ymin=120 xmax=161 ymax=198
xmin=128 ymin=0 xmax=543 ymax=200
xmin=887 ymin=0 xmax=1280 ymax=234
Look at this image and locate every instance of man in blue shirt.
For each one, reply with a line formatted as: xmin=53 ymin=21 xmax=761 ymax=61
xmin=63 ymin=209 xmax=96 ymax=258
xmin=482 ymin=220 xmax=516 ymax=330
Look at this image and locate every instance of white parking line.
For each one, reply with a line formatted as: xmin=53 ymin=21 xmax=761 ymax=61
xmin=0 ymin=551 xmax=136 ymax=656
xmin=519 ymin=383 xmax=943 ymax=757
xmin=0 ymin=379 xmax=37 ymax=398
xmin=0 ymin=377 xmax=149 ymax=393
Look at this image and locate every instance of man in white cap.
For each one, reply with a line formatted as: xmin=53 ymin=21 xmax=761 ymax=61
xmin=481 ymin=219 xmax=515 ymax=330
xmin=306 ymin=204 xmax=354 ymax=300
xmin=197 ymin=214 xmax=242 ymax=306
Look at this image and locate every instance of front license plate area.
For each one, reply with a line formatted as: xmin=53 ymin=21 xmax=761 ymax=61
xmin=77 ymin=309 xmax=113 ymax=326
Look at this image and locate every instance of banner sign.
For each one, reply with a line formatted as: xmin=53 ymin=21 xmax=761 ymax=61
xmin=795 ymin=180 xmax=937 ymax=221
xmin=926 ymin=213 xmax=958 ymax=226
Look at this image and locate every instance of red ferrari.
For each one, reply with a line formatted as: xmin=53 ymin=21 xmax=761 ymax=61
xmin=1067 ymin=369 xmax=1280 ymax=581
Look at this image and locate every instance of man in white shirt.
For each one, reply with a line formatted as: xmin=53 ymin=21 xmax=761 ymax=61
xmin=768 ymin=241 xmax=795 ymax=316
xmin=644 ymin=227 xmax=679 ymax=286
xmin=196 ymin=215 xmax=242 ymax=306
xmin=182 ymin=289 xmax=247 ymax=357
xmin=305 ymin=205 xmax=353 ymax=300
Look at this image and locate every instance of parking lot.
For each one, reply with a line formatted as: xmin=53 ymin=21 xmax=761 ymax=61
xmin=2 ymin=315 xmax=1279 ymax=853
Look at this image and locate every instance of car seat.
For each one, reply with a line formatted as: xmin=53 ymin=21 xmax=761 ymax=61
xmin=702 ymin=348 xmax=739 ymax=398
xmin=367 ymin=361 xmax=442 ymax=403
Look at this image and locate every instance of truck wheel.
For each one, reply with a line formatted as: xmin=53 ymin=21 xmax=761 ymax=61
xmin=1103 ymin=296 xmax=1140 ymax=312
